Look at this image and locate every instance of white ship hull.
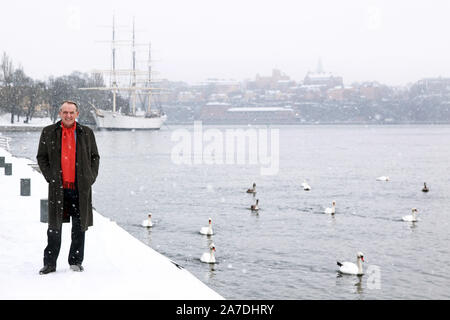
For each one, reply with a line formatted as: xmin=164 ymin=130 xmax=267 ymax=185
xmin=92 ymin=109 xmax=167 ymax=130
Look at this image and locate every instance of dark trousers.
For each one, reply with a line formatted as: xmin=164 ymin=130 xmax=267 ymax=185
xmin=43 ymin=188 xmax=85 ymax=267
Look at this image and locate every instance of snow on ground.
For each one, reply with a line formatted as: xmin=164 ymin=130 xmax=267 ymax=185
xmin=0 ymin=113 xmax=53 ymax=127
xmin=0 ymin=147 xmax=223 ymax=299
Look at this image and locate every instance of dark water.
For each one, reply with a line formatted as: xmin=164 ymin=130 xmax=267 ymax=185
xmin=6 ymin=124 xmax=450 ymax=299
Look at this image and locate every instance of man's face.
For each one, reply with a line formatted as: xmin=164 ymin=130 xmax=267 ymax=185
xmin=59 ymin=103 xmax=79 ymax=128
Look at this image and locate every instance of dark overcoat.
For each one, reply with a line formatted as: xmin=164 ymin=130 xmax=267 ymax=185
xmin=36 ymin=120 xmax=100 ymax=232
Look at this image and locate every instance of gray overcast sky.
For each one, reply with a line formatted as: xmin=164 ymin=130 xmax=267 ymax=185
xmin=1 ymin=0 xmax=449 ymax=86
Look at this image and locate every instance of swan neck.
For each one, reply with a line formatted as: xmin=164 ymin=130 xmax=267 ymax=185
xmin=357 ymin=258 xmax=363 ymax=274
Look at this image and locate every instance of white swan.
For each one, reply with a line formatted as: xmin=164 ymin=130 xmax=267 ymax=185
xmin=402 ymin=208 xmax=419 ymax=222
xmin=200 ymin=244 xmax=216 ymax=264
xmin=200 ymin=218 xmax=214 ymax=235
xmin=141 ymin=213 xmax=153 ymax=227
xmin=246 ymin=182 xmax=256 ymax=194
xmin=337 ymin=252 xmax=365 ymax=275
xmin=251 ymin=199 xmax=259 ymax=211
xmin=301 ymin=181 xmax=311 ymax=191
xmin=376 ymin=176 xmax=390 ymax=181
xmin=324 ymin=201 xmax=336 ymax=214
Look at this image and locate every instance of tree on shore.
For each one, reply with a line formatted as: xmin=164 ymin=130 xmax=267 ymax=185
xmin=0 ymin=52 xmax=14 ymax=122
xmin=11 ymin=68 xmax=33 ymax=123
xmin=24 ymin=80 xmax=47 ymax=123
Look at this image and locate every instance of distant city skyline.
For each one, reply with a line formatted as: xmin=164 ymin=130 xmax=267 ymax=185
xmin=1 ymin=0 xmax=449 ymax=86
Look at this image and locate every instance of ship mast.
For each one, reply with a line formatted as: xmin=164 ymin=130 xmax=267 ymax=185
xmin=147 ymin=42 xmax=152 ymax=114
xmin=79 ymin=16 xmax=165 ymax=116
xmin=112 ymin=15 xmax=117 ymax=113
xmin=131 ymin=17 xmax=137 ymax=115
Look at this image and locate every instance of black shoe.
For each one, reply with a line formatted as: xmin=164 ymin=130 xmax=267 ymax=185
xmin=70 ymin=264 xmax=84 ymax=272
xmin=39 ymin=265 xmax=56 ymax=275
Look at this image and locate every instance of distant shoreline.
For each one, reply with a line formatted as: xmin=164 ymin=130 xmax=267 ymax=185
xmin=2 ymin=121 xmax=450 ymax=132
xmin=171 ymin=121 xmax=450 ymax=126
xmin=0 ymin=126 xmax=48 ymax=132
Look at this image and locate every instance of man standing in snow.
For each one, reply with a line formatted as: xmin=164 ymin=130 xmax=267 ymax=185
xmin=36 ymin=100 xmax=100 ymax=275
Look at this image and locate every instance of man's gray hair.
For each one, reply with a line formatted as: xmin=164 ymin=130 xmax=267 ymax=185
xmin=60 ymin=100 xmax=79 ymax=111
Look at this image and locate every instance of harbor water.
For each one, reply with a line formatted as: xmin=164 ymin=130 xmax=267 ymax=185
xmin=6 ymin=124 xmax=450 ymax=299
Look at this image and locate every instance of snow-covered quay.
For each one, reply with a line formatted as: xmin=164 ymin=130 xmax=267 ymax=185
xmin=0 ymin=146 xmax=223 ymax=300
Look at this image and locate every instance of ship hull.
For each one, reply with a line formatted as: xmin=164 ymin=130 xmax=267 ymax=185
xmin=92 ymin=109 xmax=167 ymax=130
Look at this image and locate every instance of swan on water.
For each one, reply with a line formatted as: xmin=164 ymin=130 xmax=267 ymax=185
xmin=376 ymin=176 xmax=390 ymax=181
xmin=246 ymin=182 xmax=256 ymax=194
xmin=251 ymin=199 xmax=259 ymax=212
xmin=200 ymin=217 xmax=214 ymax=235
xmin=402 ymin=208 xmax=419 ymax=222
xmin=337 ymin=252 xmax=365 ymax=275
xmin=324 ymin=201 xmax=336 ymax=214
xmin=301 ymin=181 xmax=311 ymax=191
xmin=200 ymin=244 xmax=216 ymax=264
xmin=141 ymin=213 xmax=153 ymax=228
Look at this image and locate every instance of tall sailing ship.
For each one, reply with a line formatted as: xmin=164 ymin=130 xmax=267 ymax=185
xmin=81 ymin=17 xmax=167 ymax=130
